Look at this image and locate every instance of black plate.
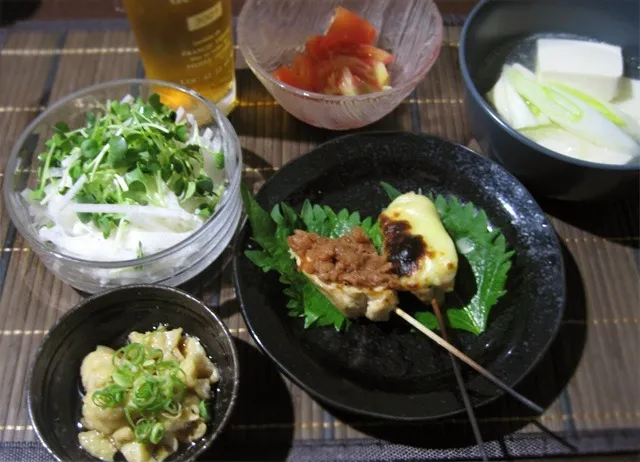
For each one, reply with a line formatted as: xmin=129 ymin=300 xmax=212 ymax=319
xmin=233 ymin=132 xmax=565 ymax=421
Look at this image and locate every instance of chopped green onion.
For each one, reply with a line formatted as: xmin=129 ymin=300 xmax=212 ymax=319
xmin=114 ymin=343 xmax=146 ymax=365
xmin=112 ymin=368 xmax=135 ymax=388
xmin=91 ymin=391 xmax=111 ymax=408
xmin=134 ymin=419 xmax=153 ymax=442
xmin=149 ymin=422 xmax=165 ymax=444
xmin=170 ymin=365 xmax=188 ymax=383
xmin=155 ymin=360 xmax=181 ymax=374
xmin=147 ymin=392 xmax=171 ymax=413
xmin=131 ymin=376 xmax=160 ymax=409
xmin=215 ymin=152 xmax=224 ymax=170
xmin=164 ymin=374 xmax=187 ymax=403
xmin=164 ymin=400 xmax=182 ymax=416
xmin=198 ymin=400 xmax=210 ymax=422
xmin=107 ymin=384 xmax=127 ymax=405
xmin=124 ymin=405 xmax=136 ymax=427
xmin=89 ymin=329 xmax=211 ymax=447
xmin=92 ymin=385 xmax=126 ymax=409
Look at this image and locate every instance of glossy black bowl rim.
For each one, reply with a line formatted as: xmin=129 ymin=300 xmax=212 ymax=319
xmin=26 ymin=283 xmax=240 ymax=462
xmin=232 ymin=131 xmax=566 ymax=421
xmin=459 ymin=0 xmax=640 ymax=172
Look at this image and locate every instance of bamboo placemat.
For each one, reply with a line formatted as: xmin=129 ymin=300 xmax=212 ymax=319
xmin=0 ymin=17 xmax=638 ymax=461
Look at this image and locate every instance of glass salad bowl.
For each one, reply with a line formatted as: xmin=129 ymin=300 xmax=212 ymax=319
xmin=237 ymin=0 xmax=443 ymax=130
xmin=3 ymin=79 xmax=243 ymax=293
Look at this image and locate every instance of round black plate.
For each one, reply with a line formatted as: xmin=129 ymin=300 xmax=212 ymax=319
xmin=233 ymin=132 xmax=565 ymax=421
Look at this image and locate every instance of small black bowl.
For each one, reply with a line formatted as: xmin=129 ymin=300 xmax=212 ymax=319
xmin=27 ymin=284 xmax=239 ymax=462
xmin=460 ymin=0 xmax=640 ymax=201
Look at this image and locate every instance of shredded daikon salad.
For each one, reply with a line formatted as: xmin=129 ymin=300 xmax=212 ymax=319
xmin=23 ymin=93 xmax=227 ymax=261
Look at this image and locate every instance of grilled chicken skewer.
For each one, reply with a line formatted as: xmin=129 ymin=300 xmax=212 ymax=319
xmin=285 ymin=199 xmax=487 ymax=455
xmin=286 ymin=191 xmax=543 ymax=418
xmin=287 ymin=227 xmax=399 ymax=322
xmin=381 ymin=192 xmax=543 ymax=415
xmin=287 ymin=192 xmax=461 ymax=320
xmin=380 ymin=192 xmax=487 ymax=458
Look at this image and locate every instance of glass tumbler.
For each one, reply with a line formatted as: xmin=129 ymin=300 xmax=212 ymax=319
xmin=121 ymin=0 xmax=237 ymax=115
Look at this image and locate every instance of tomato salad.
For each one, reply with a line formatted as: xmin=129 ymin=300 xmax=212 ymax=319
xmin=272 ymin=7 xmax=394 ymax=96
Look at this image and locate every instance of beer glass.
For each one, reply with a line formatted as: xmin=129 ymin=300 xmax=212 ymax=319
xmin=121 ymin=0 xmax=237 ymax=115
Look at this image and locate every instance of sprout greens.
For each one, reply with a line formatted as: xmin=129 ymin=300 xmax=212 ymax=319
xmin=24 ymin=93 xmax=227 ymax=261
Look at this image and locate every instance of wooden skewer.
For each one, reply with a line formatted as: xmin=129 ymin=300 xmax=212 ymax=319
xmin=394 ymin=307 xmax=545 ymax=415
xmin=428 ymin=300 xmax=488 ymax=461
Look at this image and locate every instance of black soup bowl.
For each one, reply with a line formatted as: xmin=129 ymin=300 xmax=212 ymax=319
xmin=28 ymin=284 xmax=239 ymax=462
xmin=460 ymin=0 xmax=640 ymax=201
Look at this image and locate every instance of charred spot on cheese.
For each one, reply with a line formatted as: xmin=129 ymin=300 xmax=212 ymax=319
xmin=380 ymin=192 xmax=459 ymax=295
xmin=379 ymin=216 xmax=427 ymax=277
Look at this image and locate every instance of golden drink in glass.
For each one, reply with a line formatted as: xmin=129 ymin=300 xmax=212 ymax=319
xmin=122 ymin=0 xmax=237 ymax=115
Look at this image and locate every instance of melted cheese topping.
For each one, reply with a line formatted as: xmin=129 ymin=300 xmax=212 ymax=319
xmin=381 ymin=192 xmax=458 ymax=296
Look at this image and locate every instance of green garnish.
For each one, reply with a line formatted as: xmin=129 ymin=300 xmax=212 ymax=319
xmin=164 ymin=400 xmax=182 ymax=417
xmin=215 ymin=152 xmax=224 ymax=170
xmin=433 ymin=195 xmax=514 ymax=334
xmin=30 ymin=94 xmax=224 ymax=239
xmin=134 ymin=418 xmax=153 ymax=442
xmin=91 ymin=384 xmax=126 ymax=408
xmin=241 ymin=182 xmax=513 ymax=335
xmin=150 ymin=422 xmax=165 ymax=444
xmin=114 ymin=342 xmax=145 ymax=364
xmin=198 ymin=400 xmax=210 ymax=421
xmin=92 ymin=341 xmax=202 ymax=444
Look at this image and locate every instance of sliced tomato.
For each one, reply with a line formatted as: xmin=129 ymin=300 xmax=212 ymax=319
xmin=335 ymin=43 xmax=394 ymax=65
xmin=325 ymin=7 xmax=376 ymax=45
xmin=273 ymin=66 xmax=311 ymax=91
xmin=306 ymin=36 xmax=393 ymax=65
xmin=305 ymin=35 xmax=338 ymax=60
xmin=291 ymin=53 xmax=317 ymax=91
xmin=274 ymin=7 xmax=392 ymax=96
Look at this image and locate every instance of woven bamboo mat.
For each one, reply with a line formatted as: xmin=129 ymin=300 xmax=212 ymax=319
xmin=0 ymin=17 xmax=639 ymax=461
